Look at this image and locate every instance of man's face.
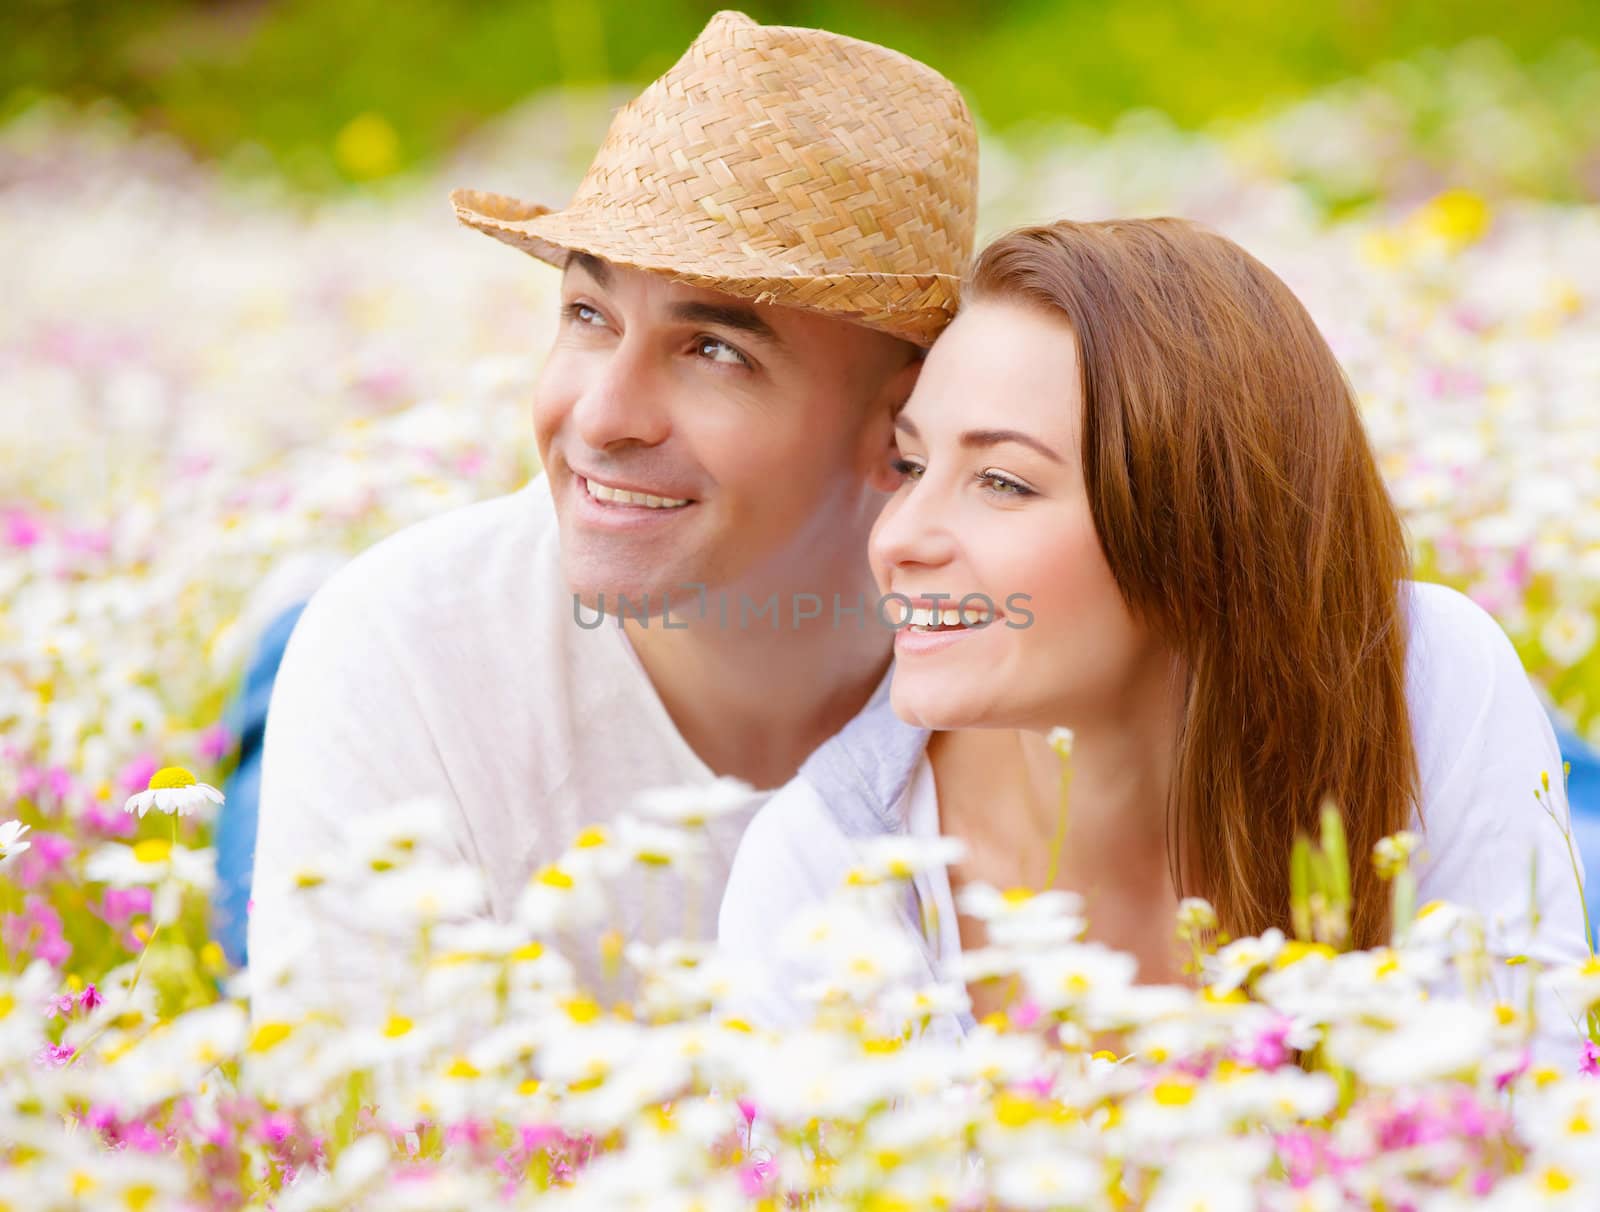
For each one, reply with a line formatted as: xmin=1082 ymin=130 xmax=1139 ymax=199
xmin=533 ymin=254 xmax=920 ymax=609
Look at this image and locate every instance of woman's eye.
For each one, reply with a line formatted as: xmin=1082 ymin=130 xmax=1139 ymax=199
xmin=695 ymin=336 xmax=751 ymax=368
xmin=889 ymin=457 xmax=924 ymax=482
xmin=978 ymin=469 xmax=1034 ymax=497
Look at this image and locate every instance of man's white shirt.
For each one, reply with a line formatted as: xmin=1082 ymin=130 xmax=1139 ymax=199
xmin=248 ymin=476 xmax=764 ymax=1022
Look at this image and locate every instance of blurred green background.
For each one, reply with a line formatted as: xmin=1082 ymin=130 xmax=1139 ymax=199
xmin=5 ymin=0 xmax=1597 ymax=193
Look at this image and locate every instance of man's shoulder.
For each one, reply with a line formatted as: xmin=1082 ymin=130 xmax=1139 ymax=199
xmin=305 ymin=479 xmax=557 ymax=628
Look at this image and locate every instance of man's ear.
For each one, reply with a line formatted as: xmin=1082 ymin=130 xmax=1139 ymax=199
xmin=857 ymin=355 xmax=922 ymax=489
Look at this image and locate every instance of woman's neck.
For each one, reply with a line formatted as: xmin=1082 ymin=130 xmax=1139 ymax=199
xmin=935 ymin=665 xmax=1187 ymax=885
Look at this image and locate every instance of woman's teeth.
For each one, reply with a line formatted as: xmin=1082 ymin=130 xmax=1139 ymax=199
xmin=895 ymin=603 xmax=994 ymax=629
xmin=583 ymin=478 xmax=689 ymax=509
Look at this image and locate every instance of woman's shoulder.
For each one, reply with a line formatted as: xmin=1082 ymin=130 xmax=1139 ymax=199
xmin=1402 ymin=579 xmax=1563 ymax=822
xmin=718 ymin=691 xmax=930 ymax=947
xmin=1403 ymin=580 xmax=1537 ymax=757
xmin=1399 ymin=585 xmax=1592 ymax=996
xmin=718 ymin=774 xmax=863 ymax=951
xmin=736 ymin=776 xmax=856 ymax=879
xmin=1403 ymin=579 xmax=1519 ymax=677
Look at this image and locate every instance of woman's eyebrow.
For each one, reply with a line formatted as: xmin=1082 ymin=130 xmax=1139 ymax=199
xmin=894 ymin=415 xmax=1063 ymax=463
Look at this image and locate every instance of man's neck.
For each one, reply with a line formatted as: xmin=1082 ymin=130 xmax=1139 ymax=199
xmin=623 ymin=566 xmax=895 ymax=792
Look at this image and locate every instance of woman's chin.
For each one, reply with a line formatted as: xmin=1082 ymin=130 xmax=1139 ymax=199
xmin=887 ymin=676 xmax=992 ymax=732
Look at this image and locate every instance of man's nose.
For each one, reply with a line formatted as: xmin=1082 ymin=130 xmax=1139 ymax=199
xmin=570 ymin=343 xmax=671 ymax=451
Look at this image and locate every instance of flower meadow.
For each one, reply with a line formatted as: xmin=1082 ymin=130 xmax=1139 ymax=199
xmin=4 ymin=43 xmax=1600 ymax=1211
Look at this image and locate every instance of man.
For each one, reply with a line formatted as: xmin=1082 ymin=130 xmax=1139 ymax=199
xmin=247 ymin=10 xmax=978 ymax=1020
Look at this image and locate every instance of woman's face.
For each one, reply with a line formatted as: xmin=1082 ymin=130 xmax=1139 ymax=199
xmin=870 ymin=298 xmax=1169 ymax=733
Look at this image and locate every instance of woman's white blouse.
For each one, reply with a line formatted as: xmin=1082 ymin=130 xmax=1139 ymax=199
xmin=718 ymin=581 xmax=1594 ymax=1067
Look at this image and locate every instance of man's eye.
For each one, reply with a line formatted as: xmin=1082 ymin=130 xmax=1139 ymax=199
xmin=695 ymin=336 xmax=751 ymax=368
xmin=562 ymin=302 xmax=605 ymax=327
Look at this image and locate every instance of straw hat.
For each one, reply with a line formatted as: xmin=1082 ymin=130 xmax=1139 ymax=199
xmin=450 ymin=10 xmax=978 ymax=346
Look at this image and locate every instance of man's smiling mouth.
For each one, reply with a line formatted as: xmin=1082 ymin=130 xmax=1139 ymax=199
xmin=580 ymin=475 xmax=692 ymax=510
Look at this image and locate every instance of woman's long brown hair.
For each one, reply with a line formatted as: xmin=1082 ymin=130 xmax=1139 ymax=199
xmin=969 ymin=219 xmax=1419 ymax=952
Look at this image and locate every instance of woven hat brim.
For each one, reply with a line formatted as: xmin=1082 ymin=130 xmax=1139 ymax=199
xmin=450 ymin=188 xmax=957 ymax=347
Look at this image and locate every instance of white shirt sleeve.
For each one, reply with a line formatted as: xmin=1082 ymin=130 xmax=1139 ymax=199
xmin=1406 ymin=582 xmax=1594 ymax=1067
xmin=717 ymin=778 xmax=860 ymax=1030
xmin=246 ymin=556 xmax=483 ymax=1028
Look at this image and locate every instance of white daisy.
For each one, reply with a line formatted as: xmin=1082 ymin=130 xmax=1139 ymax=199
xmin=847 ymin=833 xmax=968 ymax=885
xmin=0 ymin=819 xmax=31 ymax=864
xmin=122 ymin=765 xmax=224 ymax=818
xmin=1206 ymin=928 xmax=1287 ymax=995
xmin=633 ymin=776 xmax=758 ymax=827
xmin=83 ymin=839 xmax=217 ymax=890
xmin=1542 ymin=606 xmax=1598 ymax=667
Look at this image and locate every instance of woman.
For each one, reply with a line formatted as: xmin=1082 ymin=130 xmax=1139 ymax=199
xmin=718 ymin=218 xmax=1593 ymax=1062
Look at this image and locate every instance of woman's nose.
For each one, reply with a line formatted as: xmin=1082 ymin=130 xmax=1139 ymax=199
xmin=569 ymin=343 xmax=672 ymax=451
xmin=870 ymin=476 xmax=959 ymax=572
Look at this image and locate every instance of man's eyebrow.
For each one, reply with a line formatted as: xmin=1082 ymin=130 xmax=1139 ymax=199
xmin=894 ymin=415 xmax=1064 ymax=464
xmin=565 ymin=251 xmax=612 ymax=288
xmin=667 ymin=301 xmax=784 ymax=349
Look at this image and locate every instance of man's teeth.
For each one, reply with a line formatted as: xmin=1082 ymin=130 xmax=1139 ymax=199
xmin=897 ymin=604 xmax=993 ymax=628
xmin=584 ymin=478 xmax=689 ymax=508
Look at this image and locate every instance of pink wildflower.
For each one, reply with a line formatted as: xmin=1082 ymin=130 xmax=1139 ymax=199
xmin=445 ymin=1119 xmax=491 ymax=1151
xmin=61 ymin=527 xmax=111 ymax=558
xmin=1494 ymin=1047 xmax=1532 ymax=1092
xmin=1581 ymin=1038 xmax=1600 ymax=1078
xmin=118 ymin=755 xmax=159 ymax=796
xmin=739 ymin=1158 xmax=774 ymax=1196
xmin=14 ymin=831 xmax=74 ymax=888
xmin=520 ymin=1124 xmax=567 ymax=1151
xmin=5 ymin=894 xmax=70 ymax=965
xmin=35 ymin=1043 xmax=75 ymax=1067
xmin=83 ymin=801 xmax=138 ymax=837
xmin=45 ymin=766 xmax=73 ymax=802
xmin=1008 ymin=998 xmax=1042 ymax=1030
xmin=197 ymin=723 xmax=233 ymax=763
xmin=3 ymin=509 xmax=41 ymax=549
xmin=100 ymin=886 xmax=153 ymax=927
xmin=1238 ymin=1015 xmax=1298 ymax=1071
xmin=1018 ymin=1073 xmax=1054 ymax=1098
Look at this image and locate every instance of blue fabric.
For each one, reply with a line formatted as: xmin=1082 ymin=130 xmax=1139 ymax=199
xmin=210 ymin=602 xmax=307 ymax=967
xmin=1551 ymin=713 xmax=1600 ymax=951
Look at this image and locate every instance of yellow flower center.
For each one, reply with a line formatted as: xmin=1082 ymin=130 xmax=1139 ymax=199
xmin=148 ymin=766 xmax=198 ymax=791
xmin=994 ymin=1091 xmax=1040 ymax=1128
xmin=535 ymin=865 xmax=573 ymax=889
xmin=1540 ymin=1167 xmax=1575 ymax=1195
xmin=248 ymin=1022 xmax=293 ymax=1053
xmin=133 ymin=838 xmax=173 ymax=864
xmin=1152 ymin=1079 xmax=1196 ymax=1107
